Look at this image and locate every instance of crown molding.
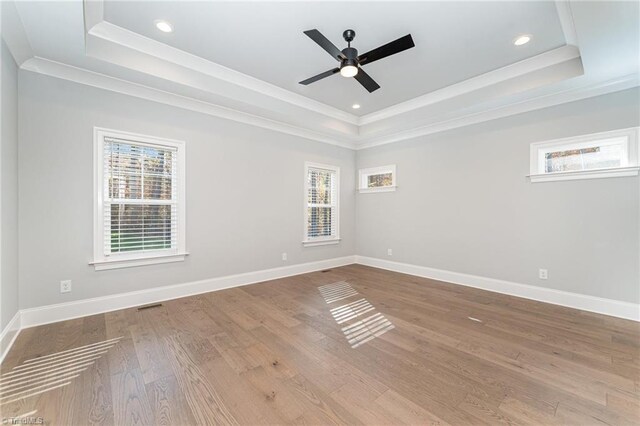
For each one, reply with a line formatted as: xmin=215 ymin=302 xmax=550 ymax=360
xmin=1 ymin=0 xmax=33 ymax=66
xmin=83 ymin=0 xmax=103 ymax=33
xmin=354 ymin=73 xmax=639 ymax=150
xmin=83 ymin=0 xmax=587 ymax=131
xmin=86 ymin=20 xmax=359 ymax=127
xmin=358 ymin=0 xmax=580 ymax=126
xmin=555 ymin=0 xmax=579 ymax=46
xmin=21 ymin=57 xmax=357 ymax=150
xmin=9 ymin=0 xmax=638 ymax=152
xmin=358 ymin=44 xmax=581 ymax=125
xmin=83 ymin=0 xmax=358 ymax=125
xmin=22 ymin=55 xmax=637 ymax=153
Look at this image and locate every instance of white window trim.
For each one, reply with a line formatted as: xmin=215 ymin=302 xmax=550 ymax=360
xmin=92 ymin=127 xmax=187 ymax=271
xmin=303 ymin=162 xmax=340 ymax=247
xmin=358 ymin=164 xmax=397 ymax=193
xmin=529 ymin=127 xmax=639 ymax=183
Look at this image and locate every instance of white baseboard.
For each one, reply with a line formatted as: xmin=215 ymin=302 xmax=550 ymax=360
xmin=3 ymin=253 xmax=637 ymax=363
xmin=20 ymin=256 xmax=356 ymax=329
xmin=355 ymin=256 xmax=640 ymax=321
xmin=0 ymin=312 xmax=21 ymax=364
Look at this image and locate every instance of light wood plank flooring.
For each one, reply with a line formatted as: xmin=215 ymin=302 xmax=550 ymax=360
xmin=1 ymin=265 xmax=638 ymax=425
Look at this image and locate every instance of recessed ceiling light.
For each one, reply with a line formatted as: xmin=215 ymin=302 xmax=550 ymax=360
xmin=155 ymin=20 xmax=173 ymax=33
xmin=513 ymin=35 xmax=531 ymax=46
xmin=352 ymin=104 xmax=361 ymax=109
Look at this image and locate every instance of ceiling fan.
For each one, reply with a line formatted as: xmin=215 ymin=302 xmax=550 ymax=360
xmin=299 ymin=29 xmax=415 ymax=93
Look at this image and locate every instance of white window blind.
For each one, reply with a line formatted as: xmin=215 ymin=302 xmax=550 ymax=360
xmin=304 ymin=163 xmax=339 ymax=244
xmin=103 ymin=137 xmax=178 ymax=256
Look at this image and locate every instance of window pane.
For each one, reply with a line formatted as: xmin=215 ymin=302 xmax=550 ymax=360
xmin=367 ymin=172 xmax=393 ymax=188
xmin=109 ymin=144 xmax=143 ymax=174
xmin=306 ymin=165 xmax=337 ymax=240
xmin=101 ymin=135 xmax=181 ymax=260
xmin=143 ymin=148 xmax=173 ymax=200
xmin=143 ymin=175 xmax=173 ymax=200
xmin=545 ymin=144 xmax=623 ymax=173
xmin=110 ymin=204 xmax=174 ymax=252
xmin=105 ymin=140 xmax=174 ymax=201
xmin=307 ymin=207 xmax=332 ymax=237
xmin=109 ymin=174 xmax=141 ymax=199
xmin=107 ymin=144 xmax=142 ymax=199
xmin=308 ymin=169 xmax=333 ymax=204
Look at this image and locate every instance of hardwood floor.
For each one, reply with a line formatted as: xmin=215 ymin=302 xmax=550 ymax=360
xmin=1 ymin=264 xmax=638 ymax=425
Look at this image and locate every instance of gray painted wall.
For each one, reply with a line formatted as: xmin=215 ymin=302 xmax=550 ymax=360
xmin=1 ymin=39 xmax=19 ymax=328
xmin=18 ymin=71 xmax=355 ymax=310
xmin=356 ymin=88 xmax=640 ymax=303
xmin=13 ymin=70 xmax=640 ymax=312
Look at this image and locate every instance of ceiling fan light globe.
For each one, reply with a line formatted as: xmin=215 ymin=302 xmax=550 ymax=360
xmin=340 ymin=65 xmax=359 ymax=78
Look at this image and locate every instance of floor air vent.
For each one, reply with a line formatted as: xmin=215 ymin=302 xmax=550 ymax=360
xmin=137 ymin=303 xmax=163 ymax=311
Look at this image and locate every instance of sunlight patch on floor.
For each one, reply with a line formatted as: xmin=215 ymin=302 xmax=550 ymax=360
xmin=318 ymin=282 xmax=395 ymax=349
xmin=342 ymin=313 xmax=395 ymax=348
xmin=0 ymin=337 xmax=122 ymax=405
xmin=318 ymin=281 xmax=359 ymax=303
xmin=330 ymin=298 xmax=375 ymax=324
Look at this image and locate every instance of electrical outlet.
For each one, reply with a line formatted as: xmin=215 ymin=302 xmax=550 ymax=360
xmin=539 ymin=269 xmax=548 ymax=280
xmin=281 ymin=252 xmax=287 ymax=261
xmin=60 ymin=280 xmax=72 ymax=293
xmin=387 ymin=248 xmax=393 ymax=256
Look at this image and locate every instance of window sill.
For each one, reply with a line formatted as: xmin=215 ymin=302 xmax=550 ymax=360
xmin=358 ymin=186 xmax=397 ymax=193
xmin=90 ymin=252 xmax=189 ymax=271
xmin=528 ymin=166 xmax=639 ymax=183
xmin=302 ymin=239 xmax=341 ymax=247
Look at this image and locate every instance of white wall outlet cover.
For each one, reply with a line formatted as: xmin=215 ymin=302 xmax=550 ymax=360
xmin=539 ymin=269 xmax=548 ymax=280
xmin=282 ymin=253 xmax=288 ymax=261
xmin=387 ymin=249 xmax=393 ymax=256
xmin=60 ymin=280 xmax=72 ymax=293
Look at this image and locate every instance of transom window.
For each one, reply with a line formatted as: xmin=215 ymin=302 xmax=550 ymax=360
xmin=529 ymin=128 xmax=639 ymax=182
xmin=303 ymin=162 xmax=340 ymax=246
xmin=359 ymin=165 xmax=396 ymax=193
xmin=93 ymin=128 xmax=186 ymax=270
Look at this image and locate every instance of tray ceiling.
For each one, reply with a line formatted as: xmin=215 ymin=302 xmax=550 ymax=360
xmin=5 ymin=1 xmax=639 ymax=149
xmin=103 ymin=1 xmax=567 ymax=115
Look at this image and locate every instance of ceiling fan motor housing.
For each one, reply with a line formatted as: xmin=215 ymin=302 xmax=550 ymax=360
xmin=341 ymin=46 xmax=359 ymax=69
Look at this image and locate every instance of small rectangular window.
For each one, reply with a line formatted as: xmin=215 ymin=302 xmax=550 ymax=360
xmin=304 ymin=162 xmax=340 ymax=246
xmin=359 ymin=165 xmax=396 ymax=192
xmin=529 ymin=128 xmax=639 ymax=182
xmin=93 ymin=128 xmax=186 ymax=270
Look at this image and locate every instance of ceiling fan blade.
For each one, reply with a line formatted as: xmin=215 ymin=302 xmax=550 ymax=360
xmin=299 ymin=67 xmax=340 ymax=85
xmin=358 ymin=34 xmax=415 ymax=66
xmin=354 ymin=68 xmax=380 ymax=93
xmin=304 ymin=29 xmax=345 ymax=61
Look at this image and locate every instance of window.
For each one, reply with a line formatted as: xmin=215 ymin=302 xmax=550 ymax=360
xmin=359 ymin=165 xmax=397 ymax=193
xmin=303 ymin=162 xmax=340 ymax=246
xmin=529 ymin=128 xmax=639 ymax=182
xmin=93 ymin=128 xmax=186 ymax=270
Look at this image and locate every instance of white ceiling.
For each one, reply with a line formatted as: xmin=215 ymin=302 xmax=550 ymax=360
xmin=103 ymin=1 xmax=566 ymax=115
xmin=5 ymin=1 xmax=639 ymax=149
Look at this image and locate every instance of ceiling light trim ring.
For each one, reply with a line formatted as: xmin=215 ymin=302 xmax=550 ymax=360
xmin=514 ymin=34 xmax=532 ymax=46
xmin=154 ymin=20 xmax=173 ymax=33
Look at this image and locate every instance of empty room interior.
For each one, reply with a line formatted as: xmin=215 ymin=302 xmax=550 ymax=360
xmin=1 ymin=0 xmax=639 ymax=424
